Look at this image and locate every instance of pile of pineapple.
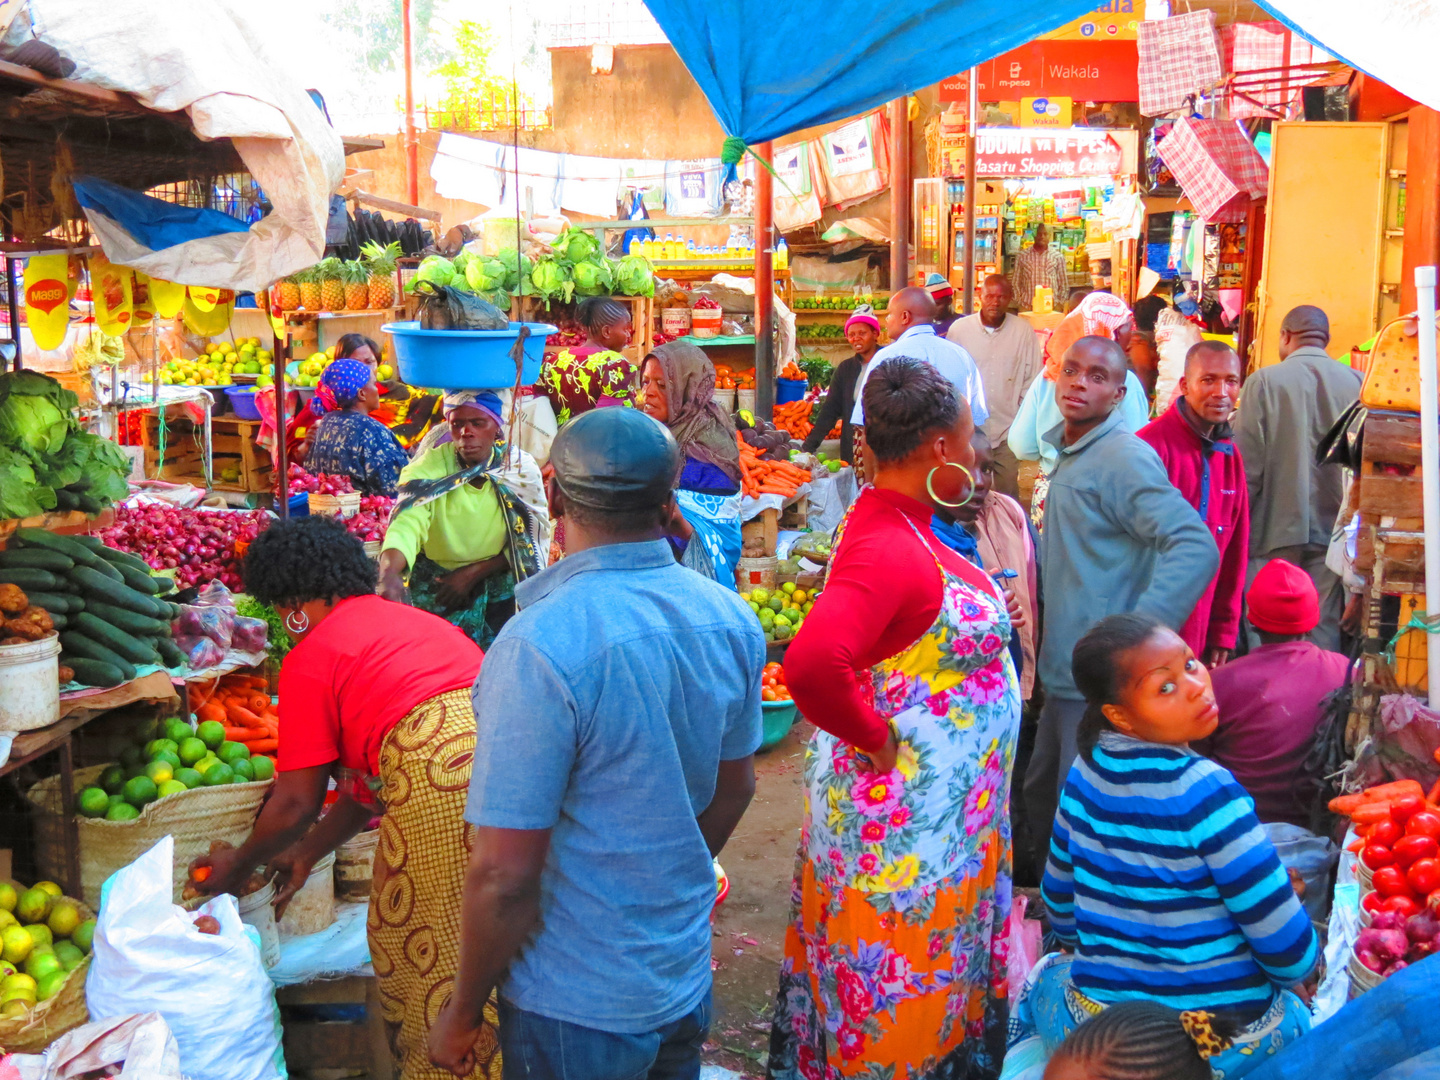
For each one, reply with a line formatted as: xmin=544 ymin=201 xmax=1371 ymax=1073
xmin=274 ymin=241 xmax=400 ymax=314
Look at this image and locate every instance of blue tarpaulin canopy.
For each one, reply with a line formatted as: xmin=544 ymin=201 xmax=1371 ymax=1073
xmin=642 ymin=0 xmax=1440 ymax=146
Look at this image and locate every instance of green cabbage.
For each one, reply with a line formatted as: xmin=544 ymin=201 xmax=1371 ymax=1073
xmin=405 ymin=255 xmax=455 ymax=294
xmin=0 ymin=445 xmax=52 ymax=518
xmin=465 ymin=257 xmax=508 ymax=293
xmin=495 ymin=248 xmax=532 ymax=291
xmin=555 ymin=227 xmax=601 ymax=264
xmin=531 ymin=257 xmax=574 ymax=305
xmin=452 ymin=249 xmax=475 ymax=276
xmin=572 ymin=259 xmax=613 ymax=297
xmin=614 ymin=255 xmax=655 ymax=297
xmin=0 ymin=370 xmax=74 ymax=455
xmin=0 ymin=370 xmax=130 ymax=516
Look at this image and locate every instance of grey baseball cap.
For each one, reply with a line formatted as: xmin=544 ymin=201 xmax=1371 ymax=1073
xmin=550 ymin=407 xmax=680 ymax=510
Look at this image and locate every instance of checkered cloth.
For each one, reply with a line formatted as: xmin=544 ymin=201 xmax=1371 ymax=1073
xmin=1220 ymin=20 xmax=1322 ymax=119
xmin=1156 ymin=118 xmax=1269 ymax=223
xmin=1138 ymin=10 xmax=1223 ymax=117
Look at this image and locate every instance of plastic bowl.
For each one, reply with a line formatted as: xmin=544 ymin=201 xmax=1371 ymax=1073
xmin=382 ymin=321 xmax=555 ymax=389
xmin=225 ymin=387 xmax=262 ymax=421
xmin=760 ymin=699 xmax=798 ymax=750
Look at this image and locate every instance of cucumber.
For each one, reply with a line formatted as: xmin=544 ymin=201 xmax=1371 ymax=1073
xmin=58 ymin=633 xmax=137 ymax=681
xmin=71 ymin=612 xmax=163 ymax=666
xmin=80 ymin=558 xmax=123 ymax=583
xmin=18 ymin=591 xmax=79 ymax=614
xmin=62 ymin=658 xmax=127 ymax=688
xmin=75 ymin=494 xmax=103 ymax=515
xmin=46 ymin=611 xmax=67 ymax=630
xmin=115 ymin=564 xmax=161 ymax=594
xmin=155 ymin=638 xmax=187 ymax=669
xmin=69 ymin=536 xmax=104 ymax=551
xmin=11 ymin=528 xmax=107 ymax=569
xmin=52 ymin=489 xmax=78 ymax=511
xmin=95 ymin=546 xmax=152 ymax=575
xmin=85 ymin=601 xmax=170 ymax=637
xmin=0 ymin=549 xmax=73 ymax=573
xmin=0 ymin=568 xmax=59 ymax=592
xmin=70 ymin=565 xmax=158 ymax=616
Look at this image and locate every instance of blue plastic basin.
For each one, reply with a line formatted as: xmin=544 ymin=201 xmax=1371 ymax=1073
xmin=381 ymin=321 xmax=556 ymax=390
xmin=776 ymin=377 xmax=807 ymax=404
xmin=760 ymin=699 xmax=798 ymax=750
xmin=225 ymin=387 xmax=262 ymax=421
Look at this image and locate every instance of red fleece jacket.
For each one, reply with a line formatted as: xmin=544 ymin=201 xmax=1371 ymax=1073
xmin=1137 ymin=402 xmax=1250 ymax=654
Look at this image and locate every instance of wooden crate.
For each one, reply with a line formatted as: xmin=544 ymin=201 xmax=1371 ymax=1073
xmin=141 ymin=412 xmax=272 ymax=493
xmin=515 ymin=294 xmax=654 ymax=362
xmin=1356 ymin=411 xmax=1423 ymax=588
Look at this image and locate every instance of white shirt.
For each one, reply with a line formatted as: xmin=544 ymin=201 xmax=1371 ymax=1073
xmin=850 ymin=325 xmax=990 ymax=428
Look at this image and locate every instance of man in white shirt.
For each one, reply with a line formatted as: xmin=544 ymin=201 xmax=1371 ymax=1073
xmin=947 ymin=275 xmax=1042 ymax=498
xmin=850 ymin=286 xmax=989 ymax=431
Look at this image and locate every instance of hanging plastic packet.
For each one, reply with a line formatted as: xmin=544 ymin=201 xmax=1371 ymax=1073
xmin=131 ymin=269 xmax=156 ymax=325
xmin=89 ymin=252 xmax=133 ymax=336
xmin=149 ymin=277 xmax=186 ymax=318
xmin=22 ymin=252 xmax=75 ymax=350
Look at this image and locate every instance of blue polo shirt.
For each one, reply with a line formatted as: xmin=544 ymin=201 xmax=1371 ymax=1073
xmin=465 ymin=539 xmax=764 ymax=1033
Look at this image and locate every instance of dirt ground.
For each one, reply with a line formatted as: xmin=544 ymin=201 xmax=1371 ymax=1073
xmin=703 ymin=719 xmax=811 ymax=1078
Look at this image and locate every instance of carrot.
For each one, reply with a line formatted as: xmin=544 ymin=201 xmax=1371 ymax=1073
xmin=1346 ymin=839 xmax=1365 ymax=854
xmin=1352 ymin=802 xmax=1398 ymax=825
xmin=196 ymin=702 xmax=227 ymax=726
xmin=1427 ymin=777 xmax=1440 ymax=804
xmin=1363 ymin=779 xmax=1426 ymax=801
xmin=247 ymin=693 xmax=270 ymax=713
xmin=224 ymin=724 xmax=259 ymax=742
xmin=225 ymin=702 xmax=266 ymax=728
xmin=1329 ymin=794 xmax=1369 ymax=815
xmin=247 ymin=738 xmax=279 ymax=754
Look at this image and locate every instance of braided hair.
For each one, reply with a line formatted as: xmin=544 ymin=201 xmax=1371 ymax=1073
xmin=1052 ymin=1001 xmax=1227 ymax=1080
xmin=1071 ymin=612 xmax=1165 ymax=764
xmin=577 ymin=296 xmax=631 ymax=336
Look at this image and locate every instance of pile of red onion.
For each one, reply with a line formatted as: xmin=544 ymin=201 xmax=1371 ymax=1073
xmin=99 ymin=505 xmax=270 ymax=591
xmin=344 ymin=495 xmax=394 ymax=543
xmin=278 ymin=463 xmax=354 ymax=496
xmin=693 ymin=296 xmax=721 ymax=310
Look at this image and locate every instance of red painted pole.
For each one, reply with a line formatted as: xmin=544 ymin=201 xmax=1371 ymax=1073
xmin=402 ymin=0 xmax=419 ymax=206
xmin=754 ymin=141 xmax=775 ymax=420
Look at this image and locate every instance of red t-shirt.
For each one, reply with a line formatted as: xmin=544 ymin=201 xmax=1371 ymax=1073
xmin=277 ymin=595 xmax=483 ymax=776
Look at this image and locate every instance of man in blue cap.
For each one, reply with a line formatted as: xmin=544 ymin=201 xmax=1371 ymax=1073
xmin=430 ymin=406 xmax=765 ymax=1080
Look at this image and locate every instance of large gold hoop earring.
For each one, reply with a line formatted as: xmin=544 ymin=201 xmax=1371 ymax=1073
xmin=926 ymin=462 xmax=974 ymax=508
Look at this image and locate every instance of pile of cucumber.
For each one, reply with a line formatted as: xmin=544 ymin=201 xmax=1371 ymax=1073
xmin=0 ymin=528 xmax=186 ymax=686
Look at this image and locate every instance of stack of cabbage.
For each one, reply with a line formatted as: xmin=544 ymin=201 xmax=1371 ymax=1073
xmin=406 ymin=227 xmax=655 ymax=310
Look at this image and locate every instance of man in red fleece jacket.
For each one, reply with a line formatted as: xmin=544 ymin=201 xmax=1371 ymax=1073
xmin=1138 ymin=340 xmax=1250 ymax=666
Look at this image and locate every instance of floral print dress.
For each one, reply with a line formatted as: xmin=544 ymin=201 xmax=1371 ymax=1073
xmin=769 ymin=513 xmax=1021 ymax=1080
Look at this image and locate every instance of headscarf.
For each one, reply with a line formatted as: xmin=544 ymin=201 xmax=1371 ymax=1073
xmin=844 ymin=305 xmax=881 ymax=334
xmin=442 ymin=389 xmax=505 ymax=428
xmin=647 ymin=342 xmax=742 ymax=485
xmin=1042 ymin=291 xmax=1135 ymax=379
xmin=314 ymin=358 xmax=372 ymax=414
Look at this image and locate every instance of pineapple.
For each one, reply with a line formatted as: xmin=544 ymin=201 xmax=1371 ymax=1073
xmin=275 ymin=275 xmax=300 ymax=311
xmin=297 ymin=266 xmax=321 ymax=311
xmin=361 ymin=240 xmax=401 ymax=309
xmin=317 ymin=258 xmax=345 ymax=311
xmin=341 ymin=260 xmax=370 ymax=310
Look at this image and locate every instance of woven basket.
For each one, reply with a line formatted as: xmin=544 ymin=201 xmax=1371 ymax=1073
xmin=0 ymin=892 xmax=95 ymax=1053
xmin=28 ymin=765 xmax=272 ymax=908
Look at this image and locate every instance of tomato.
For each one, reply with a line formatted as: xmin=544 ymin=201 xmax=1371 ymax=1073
xmin=1370 ymin=820 xmax=1403 ymax=847
xmin=1373 ymin=865 xmax=1416 ymax=898
xmin=1408 ymin=857 xmax=1440 ymax=896
xmin=1382 ymin=894 xmax=1422 ymax=918
xmin=1362 ymin=843 xmax=1396 ymax=870
xmin=1406 ymin=810 xmax=1440 ymax=841
xmin=1393 ymin=834 xmax=1439 ymax=868
xmin=761 ymin=687 xmax=777 ymax=702
xmin=1392 ymin=793 xmax=1426 ymax=822
xmin=1362 ymin=890 xmax=1387 ymax=916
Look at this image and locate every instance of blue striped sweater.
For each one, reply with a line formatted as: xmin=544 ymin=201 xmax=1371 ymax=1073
xmin=1041 ymin=732 xmax=1318 ymax=1015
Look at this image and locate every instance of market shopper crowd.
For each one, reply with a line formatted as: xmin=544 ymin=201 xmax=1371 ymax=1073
xmin=200 ymin=282 xmax=1376 ymax=1080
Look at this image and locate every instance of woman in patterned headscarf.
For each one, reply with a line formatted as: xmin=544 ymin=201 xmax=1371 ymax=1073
xmin=304 ymin=358 xmax=410 ymax=496
xmin=640 ymin=342 xmax=743 ymax=582
xmin=378 ymin=391 xmax=549 ymax=648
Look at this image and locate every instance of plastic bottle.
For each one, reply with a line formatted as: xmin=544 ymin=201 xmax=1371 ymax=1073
xmin=663 ymin=233 xmax=675 ymax=260
xmin=628 ymin=237 xmax=641 ymax=257
xmin=776 ymin=239 xmax=789 ymax=270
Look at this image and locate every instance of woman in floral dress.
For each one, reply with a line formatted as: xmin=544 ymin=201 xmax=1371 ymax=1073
xmin=769 ymin=357 xmax=1022 ymax=1080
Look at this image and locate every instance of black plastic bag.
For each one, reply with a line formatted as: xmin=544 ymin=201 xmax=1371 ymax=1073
xmin=413 ymin=280 xmax=508 ymax=331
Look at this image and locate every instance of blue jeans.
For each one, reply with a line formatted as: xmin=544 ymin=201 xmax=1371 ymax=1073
xmin=498 ymin=994 xmax=711 ymax=1080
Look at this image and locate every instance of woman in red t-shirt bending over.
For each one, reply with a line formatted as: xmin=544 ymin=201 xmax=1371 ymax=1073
xmin=195 ymin=514 xmax=493 ymax=1080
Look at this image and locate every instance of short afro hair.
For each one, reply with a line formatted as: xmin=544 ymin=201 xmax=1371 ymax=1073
xmin=242 ymin=515 xmax=377 ymax=608
xmin=861 ymin=357 xmax=964 ymax=463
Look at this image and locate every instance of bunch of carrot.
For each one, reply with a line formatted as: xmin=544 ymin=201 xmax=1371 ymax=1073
xmin=773 ymin=400 xmax=815 ymax=440
xmin=189 ymin=673 xmax=279 ymax=759
xmin=779 ymin=361 xmax=806 ymax=380
xmin=1331 ymin=777 xmax=1440 ymax=850
xmin=737 ymin=434 xmax=812 ymax=499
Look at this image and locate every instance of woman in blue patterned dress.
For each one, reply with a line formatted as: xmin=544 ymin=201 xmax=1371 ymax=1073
xmin=305 ymin=358 xmax=410 ymax=496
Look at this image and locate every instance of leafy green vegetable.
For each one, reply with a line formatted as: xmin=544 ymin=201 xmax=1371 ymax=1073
xmin=0 ymin=388 xmax=70 ymax=454
xmin=452 ymin=249 xmax=475 ymax=276
xmin=0 ymin=445 xmax=53 ymax=518
xmin=495 ymin=248 xmax=532 ymax=291
xmin=465 ymin=257 xmax=508 ymax=293
xmin=67 ymin=432 xmax=132 ymax=505
xmin=572 ymin=259 xmax=614 ymax=297
xmin=555 ymin=227 xmax=601 ymax=264
xmin=405 ymin=255 xmax=455 ymax=294
xmin=530 ymin=256 xmax=574 ymax=305
xmin=234 ymin=594 xmax=292 ymax=663
xmin=613 ymin=255 xmax=655 ymax=297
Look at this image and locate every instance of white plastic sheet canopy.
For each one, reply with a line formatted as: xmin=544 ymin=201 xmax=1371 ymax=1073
xmin=25 ymin=0 xmax=344 ymax=292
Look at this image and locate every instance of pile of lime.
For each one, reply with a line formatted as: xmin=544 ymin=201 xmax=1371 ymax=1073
xmin=745 ymin=582 xmax=818 ymax=643
xmin=74 ymin=717 xmax=275 ymax=821
xmin=0 ymin=881 xmax=94 ymax=1017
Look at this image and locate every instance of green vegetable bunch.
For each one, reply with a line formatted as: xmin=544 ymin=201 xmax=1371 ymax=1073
xmin=798 ymin=354 xmax=834 ymax=389
xmin=234 ymin=594 xmax=292 ymax=663
xmin=613 ymin=255 xmax=655 ymax=298
xmin=530 ymin=255 xmax=575 ymax=306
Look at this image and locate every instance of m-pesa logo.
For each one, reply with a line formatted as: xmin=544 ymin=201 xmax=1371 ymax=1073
xmin=26 ymin=279 xmax=67 ymax=315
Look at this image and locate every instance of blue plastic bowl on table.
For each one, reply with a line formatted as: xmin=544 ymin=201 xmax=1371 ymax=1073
xmin=760 ymin=699 xmax=798 ymax=750
xmin=381 ymin=321 xmax=556 ymax=389
xmin=225 ymin=387 xmax=262 ymax=421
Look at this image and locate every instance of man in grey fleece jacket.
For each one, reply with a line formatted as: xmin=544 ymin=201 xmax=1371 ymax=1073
xmin=1023 ymin=337 xmax=1218 ymax=874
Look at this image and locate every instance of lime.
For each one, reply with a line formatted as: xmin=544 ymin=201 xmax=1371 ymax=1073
xmin=156 ymin=779 xmax=188 ymax=799
xmin=195 ymin=720 xmax=226 ymax=750
xmin=134 ymin=718 xmax=160 ymax=744
xmin=175 ymin=768 xmax=203 ymax=790
xmin=46 ymin=901 xmax=79 ymax=939
xmin=249 ymin=755 xmax=275 ymax=782
xmin=768 ymin=596 xmax=784 ymax=613
xmin=193 ymin=756 xmax=217 ymax=776
xmin=104 ymin=803 xmax=140 ymax=822
xmin=218 ymin=741 xmax=250 ymax=764
xmin=0 ymin=927 xmax=30 ymax=965
xmin=53 ymin=942 xmax=83 ymax=971
xmin=0 ymin=961 xmax=14 ymax=980
xmin=230 ymin=757 xmax=255 ymax=782
xmin=15 ymin=890 xmax=48 ymax=925
xmin=75 ymin=787 xmax=110 ymax=819
xmin=23 ymin=949 xmax=59 ymax=981
xmin=106 ymin=794 xmax=124 ymax=810
xmin=118 ymin=745 xmax=142 ymax=769
xmin=144 ymin=738 xmax=178 ymax=761
xmin=178 ymin=737 xmax=207 ymax=766
xmin=121 ymin=776 xmax=158 ymax=808
xmin=1 ymin=998 xmax=31 ymax=1017
xmin=144 ymin=760 xmax=174 ymax=786
xmin=0 ymin=885 xmax=15 ymax=914
xmin=154 ymin=749 xmax=182 ymax=772
xmin=21 ymin=926 xmax=50 ymax=950
xmin=123 ymin=763 xmax=147 ymax=780
xmin=35 ymin=969 xmax=66 ymax=1002
xmin=164 ymin=719 xmax=193 ymax=745
xmin=202 ymin=762 xmax=234 ymax=786
xmin=749 ymin=588 xmax=770 ymax=604
xmin=71 ymin=920 xmax=95 ymax=954
xmin=1 ymin=972 xmax=35 ymax=997
xmin=782 ymin=581 xmax=797 ymax=594
xmin=98 ymin=765 xmax=127 ymax=795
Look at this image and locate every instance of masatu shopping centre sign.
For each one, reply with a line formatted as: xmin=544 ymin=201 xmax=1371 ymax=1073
xmin=940 ymin=129 xmax=1125 ymax=178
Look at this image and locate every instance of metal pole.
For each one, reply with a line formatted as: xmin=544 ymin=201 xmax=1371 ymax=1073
xmin=962 ymin=68 xmax=978 ymax=316
xmin=273 ymin=325 xmax=290 ymax=518
xmin=402 ymin=0 xmax=419 ymax=207
xmin=754 ymin=141 xmax=775 ymax=421
xmin=889 ymin=98 xmax=910 ymax=290
xmin=4 ymin=255 xmax=21 ymax=371
xmin=1418 ymin=266 xmax=1440 ymax=704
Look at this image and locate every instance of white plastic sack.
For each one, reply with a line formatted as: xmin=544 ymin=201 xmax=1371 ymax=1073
xmin=86 ymin=837 xmax=286 ymax=1080
xmin=10 ymin=1012 xmax=182 ymax=1080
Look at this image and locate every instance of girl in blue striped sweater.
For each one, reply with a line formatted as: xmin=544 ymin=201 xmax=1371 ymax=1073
xmin=1003 ymin=613 xmax=1317 ymax=1080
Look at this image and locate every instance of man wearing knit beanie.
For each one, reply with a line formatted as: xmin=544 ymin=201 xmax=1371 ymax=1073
xmin=1194 ymin=558 xmax=1348 ymax=916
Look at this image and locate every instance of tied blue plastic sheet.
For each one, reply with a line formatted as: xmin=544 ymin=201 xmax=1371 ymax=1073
xmin=72 ymin=176 xmax=251 ymax=252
